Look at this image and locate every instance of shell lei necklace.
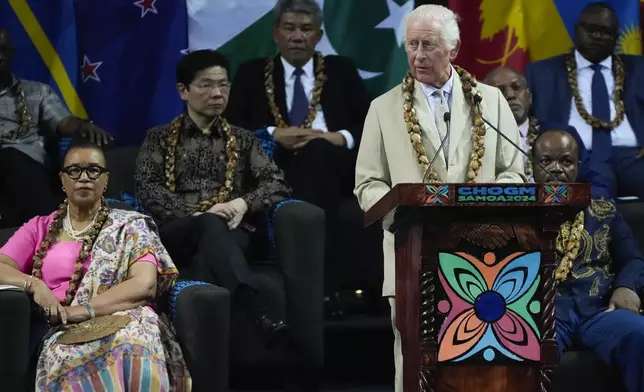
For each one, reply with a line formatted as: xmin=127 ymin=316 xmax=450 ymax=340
xmin=565 ymin=51 xmax=626 ymax=129
xmin=402 ymin=66 xmax=487 ymax=183
xmin=554 ymin=210 xmax=585 ymax=282
xmin=4 ymin=80 xmax=30 ymax=140
xmin=264 ymin=51 xmax=326 ymax=128
xmin=164 ymin=114 xmax=238 ymax=211
xmin=31 ymin=200 xmax=110 ymax=306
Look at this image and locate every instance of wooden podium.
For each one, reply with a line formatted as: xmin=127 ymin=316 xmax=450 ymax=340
xmin=364 ymin=183 xmax=590 ymax=392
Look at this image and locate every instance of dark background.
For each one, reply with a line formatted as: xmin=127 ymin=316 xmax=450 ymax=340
xmin=415 ymin=0 xmax=448 ymax=7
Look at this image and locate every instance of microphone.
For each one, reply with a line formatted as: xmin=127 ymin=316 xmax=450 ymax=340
xmin=423 ymin=112 xmax=451 ymax=183
xmin=479 ymin=116 xmax=559 ymax=183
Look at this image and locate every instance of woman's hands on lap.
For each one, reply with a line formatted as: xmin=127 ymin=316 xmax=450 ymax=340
xmin=63 ymin=306 xmax=91 ymax=324
xmin=31 ymin=280 xmax=67 ymax=325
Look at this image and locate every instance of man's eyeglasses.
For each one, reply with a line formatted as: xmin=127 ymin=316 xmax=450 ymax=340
xmin=191 ymin=81 xmax=232 ymax=93
xmin=62 ymin=165 xmax=107 ymax=180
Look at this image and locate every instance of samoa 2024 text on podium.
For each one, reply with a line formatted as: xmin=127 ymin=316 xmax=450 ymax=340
xmin=364 ymin=183 xmax=590 ymax=392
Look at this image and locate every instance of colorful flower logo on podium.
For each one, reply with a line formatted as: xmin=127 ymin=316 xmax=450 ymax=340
xmin=425 ymin=184 xmax=449 ymax=204
xmin=436 ymin=252 xmax=541 ymax=363
xmin=543 ymin=185 xmax=568 ymax=204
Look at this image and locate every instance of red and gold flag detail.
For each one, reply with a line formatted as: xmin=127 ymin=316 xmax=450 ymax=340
xmin=449 ymin=0 xmax=529 ymax=79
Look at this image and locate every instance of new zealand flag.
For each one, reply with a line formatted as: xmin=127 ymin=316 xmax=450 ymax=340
xmin=1 ymin=0 xmax=188 ymax=146
xmin=75 ymin=0 xmax=188 ymax=145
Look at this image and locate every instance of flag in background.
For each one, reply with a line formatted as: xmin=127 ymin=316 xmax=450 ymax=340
xmin=188 ymin=0 xmax=414 ymax=97
xmin=75 ymin=0 xmax=188 ymax=146
xmin=1 ymin=0 xmax=85 ymax=117
xmin=449 ymin=0 xmax=642 ymax=79
xmin=0 ymin=0 xmax=188 ymax=146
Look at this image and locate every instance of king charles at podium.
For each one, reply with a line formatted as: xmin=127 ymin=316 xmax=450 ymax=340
xmin=353 ymin=5 xmax=526 ymax=391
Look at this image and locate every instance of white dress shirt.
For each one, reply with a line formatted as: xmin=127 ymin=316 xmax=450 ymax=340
xmin=266 ymin=57 xmax=355 ymax=150
xmin=519 ymin=119 xmax=529 ymax=152
xmin=419 ymin=66 xmax=455 ymax=114
xmin=569 ymin=50 xmax=638 ymax=150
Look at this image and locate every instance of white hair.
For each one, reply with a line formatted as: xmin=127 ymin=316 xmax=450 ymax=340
xmin=403 ymin=5 xmax=460 ymax=51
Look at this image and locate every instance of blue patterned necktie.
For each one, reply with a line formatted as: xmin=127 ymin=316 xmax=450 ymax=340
xmin=289 ymin=67 xmax=309 ymax=127
xmin=590 ymin=63 xmax=612 ymax=163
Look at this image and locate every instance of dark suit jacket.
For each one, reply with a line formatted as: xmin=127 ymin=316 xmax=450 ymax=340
xmin=525 ymin=54 xmax=644 ymax=146
xmin=226 ymin=54 xmax=371 ymax=147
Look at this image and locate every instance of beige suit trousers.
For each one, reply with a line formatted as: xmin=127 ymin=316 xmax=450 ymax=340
xmin=389 ymin=297 xmax=402 ymax=392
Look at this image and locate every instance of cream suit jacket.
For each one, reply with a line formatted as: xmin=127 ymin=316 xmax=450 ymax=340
xmin=354 ymin=74 xmax=527 ymax=297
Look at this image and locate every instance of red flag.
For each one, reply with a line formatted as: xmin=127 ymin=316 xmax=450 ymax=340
xmin=449 ymin=0 xmax=530 ymax=80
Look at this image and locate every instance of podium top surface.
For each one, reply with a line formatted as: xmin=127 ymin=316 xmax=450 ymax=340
xmin=364 ymin=183 xmax=591 ymax=228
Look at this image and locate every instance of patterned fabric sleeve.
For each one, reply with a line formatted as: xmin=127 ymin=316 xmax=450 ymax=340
xmin=134 ymin=127 xmax=197 ymax=223
xmin=121 ymin=215 xmax=179 ymax=298
xmin=38 ymin=84 xmax=71 ymax=134
xmin=241 ymin=134 xmax=291 ymax=214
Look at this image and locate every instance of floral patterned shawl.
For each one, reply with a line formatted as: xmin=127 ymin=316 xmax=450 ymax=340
xmin=36 ymin=208 xmax=191 ymax=391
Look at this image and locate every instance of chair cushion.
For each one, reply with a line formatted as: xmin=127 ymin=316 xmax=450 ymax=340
xmin=0 ymin=227 xmax=17 ymax=247
xmin=103 ymin=146 xmax=147 ymax=212
xmin=104 ymin=146 xmax=140 ymax=198
xmin=617 ymin=201 xmax=644 ymax=253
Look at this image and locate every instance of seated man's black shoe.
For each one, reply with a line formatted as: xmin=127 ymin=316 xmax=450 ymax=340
xmin=255 ymin=311 xmax=289 ymax=349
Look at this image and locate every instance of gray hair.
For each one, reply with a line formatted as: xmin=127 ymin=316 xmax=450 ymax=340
xmin=404 ymin=5 xmax=460 ymax=51
xmin=273 ymin=0 xmax=324 ymax=27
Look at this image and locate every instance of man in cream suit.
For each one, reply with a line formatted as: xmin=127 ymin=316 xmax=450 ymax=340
xmin=354 ymin=5 xmax=525 ymax=391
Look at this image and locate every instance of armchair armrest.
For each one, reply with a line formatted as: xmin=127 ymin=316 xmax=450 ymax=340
xmin=271 ymin=201 xmax=326 ymax=369
xmin=170 ymin=281 xmax=230 ymax=392
xmin=0 ymin=289 xmax=31 ymax=392
xmin=254 ymin=128 xmax=277 ymax=159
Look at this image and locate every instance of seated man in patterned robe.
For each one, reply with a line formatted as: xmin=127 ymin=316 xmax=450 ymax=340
xmin=533 ymin=124 xmax=644 ymax=392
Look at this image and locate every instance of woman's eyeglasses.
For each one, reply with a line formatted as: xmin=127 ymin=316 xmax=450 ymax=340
xmin=62 ymin=165 xmax=107 ymax=180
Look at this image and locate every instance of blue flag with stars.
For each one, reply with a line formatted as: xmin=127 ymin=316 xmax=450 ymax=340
xmin=75 ymin=0 xmax=188 ymax=145
xmin=1 ymin=1 xmax=188 ymax=146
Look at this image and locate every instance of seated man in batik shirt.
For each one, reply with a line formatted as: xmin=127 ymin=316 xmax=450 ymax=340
xmin=532 ymin=124 xmax=644 ymax=392
xmin=0 ymin=27 xmax=111 ymax=226
xmin=134 ymin=50 xmax=292 ymax=343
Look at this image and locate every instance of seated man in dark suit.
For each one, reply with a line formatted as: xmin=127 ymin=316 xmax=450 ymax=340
xmin=533 ymin=124 xmax=644 ymax=392
xmin=135 ymin=50 xmax=291 ymax=344
xmin=525 ymin=3 xmax=644 ymax=199
xmin=0 ymin=27 xmax=111 ymax=226
xmin=227 ymin=0 xmax=371 ymax=314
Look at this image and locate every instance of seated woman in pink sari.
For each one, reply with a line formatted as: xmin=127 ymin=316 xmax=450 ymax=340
xmin=0 ymin=137 xmax=191 ymax=391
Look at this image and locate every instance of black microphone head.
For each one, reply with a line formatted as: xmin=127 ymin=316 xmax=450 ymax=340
xmin=443 ymin=112 xmax=451 ymax=122
xmin=473 ymin=91 xmax=483 ymax=104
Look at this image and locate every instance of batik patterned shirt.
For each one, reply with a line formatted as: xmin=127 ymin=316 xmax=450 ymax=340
xmin=556 ymin=199 xmax=644 ymax=317
xmin=135 ymin=115 xmax=291 ymax=224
